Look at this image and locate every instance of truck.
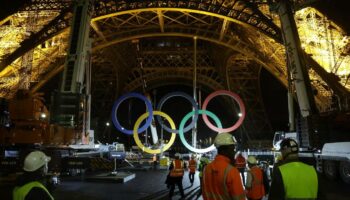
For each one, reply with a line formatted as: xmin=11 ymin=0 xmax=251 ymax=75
xmin=271 ymin=0 xmax=350 ymax=184
xmin=273 ymin=117 xmax=350 ymax=184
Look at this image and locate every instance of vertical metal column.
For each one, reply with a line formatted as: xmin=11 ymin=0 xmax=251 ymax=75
xmin=275 ymin=0 xmax=318 ymax=117
xmin=192 ymin=37 xmax=198 ymax=148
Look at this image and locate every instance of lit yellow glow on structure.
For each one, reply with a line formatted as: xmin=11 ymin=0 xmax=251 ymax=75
xmin=0 ymin=6 xmax=349 ymax=99
xmin=0 ymin=11 xmax=68 ymax=98
xmin=296 ymin=7 xmax=350 ymax=89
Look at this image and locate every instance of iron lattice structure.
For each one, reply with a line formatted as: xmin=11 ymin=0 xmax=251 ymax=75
xmin=0 ymin=0 xmax=350 ymax=142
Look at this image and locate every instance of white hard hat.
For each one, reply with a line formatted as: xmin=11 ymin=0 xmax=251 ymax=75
xmin=175 ymin=153 xmax=181 ymax=158
xmin=214 ymin=133 xmax=237 ymax=148
xmin=23 ymin=151 xmax=51 ymax=172
xmin=247 ymin=155 xmax=257 ymax=165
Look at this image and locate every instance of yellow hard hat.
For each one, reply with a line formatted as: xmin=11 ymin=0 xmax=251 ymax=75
xmin=23 ymin=151 xmax=51 ymax=172
xmin=247 ymin=155 xmax=257 ymax=165
xmin=214 ymin=132 xmax=237 ymax=148
xmin=200 ymin=156 xmax=210 ymax=163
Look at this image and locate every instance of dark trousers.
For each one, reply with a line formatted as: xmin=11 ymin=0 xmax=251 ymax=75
xmin=169 ymin=177 xmax=185 ymax=198
xmin=238 ymin=168 xmax=245 ymax=184
xmin=188 ymin=172 xmax=195 ymax=184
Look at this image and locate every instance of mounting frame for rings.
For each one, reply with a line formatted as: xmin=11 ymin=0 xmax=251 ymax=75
xmin=156 ymin=91 xmax=198 ymax=133
xmin=111 ymin=92 xmax=153 ymax=135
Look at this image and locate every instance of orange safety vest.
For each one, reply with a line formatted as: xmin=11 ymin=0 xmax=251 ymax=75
xmin=246 ymin=166 xmax=265 ymax=199
xmin=202 ymin=155 xmax=246 ymax=200
xmin=170 ymin=159 xmax=184 ymax=177
xmin=188 ymin=159 xmax=197 ymax=173
xmin=235 ymin=155 xmax=246 ymax=169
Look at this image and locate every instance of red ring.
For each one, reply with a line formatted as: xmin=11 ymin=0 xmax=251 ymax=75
xmin=202 ymin=90 xmax=246 ymax=133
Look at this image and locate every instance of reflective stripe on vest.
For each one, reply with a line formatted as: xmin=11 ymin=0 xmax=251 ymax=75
xmin=279 ymin=162 xmax=318 ymax=200
xmin=203 ymin=164 xmax=245 ymax=200
xmin=246 ymin=166 xmax=265 ymax=199
xmin=13 ymin=181 xmax=54 ymax=200
xmin=170 ymin=160 xmax=184 ymax=177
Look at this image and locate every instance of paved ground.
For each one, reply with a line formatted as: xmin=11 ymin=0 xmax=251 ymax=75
xmin=54 ymin=170 xmax=202 ymax=200
xmin=1 ymin=169 xmax=349 ymax=200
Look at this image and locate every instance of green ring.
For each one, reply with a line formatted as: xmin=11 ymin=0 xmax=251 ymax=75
xmin=179 ymin=109 xmax=222 ymax=153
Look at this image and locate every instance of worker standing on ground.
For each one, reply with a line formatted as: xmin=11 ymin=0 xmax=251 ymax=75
xmin=268 ymin=138 xmax=318 ymax=200
xmin=168 ymin=153 xmax=185 ymax=199
xmin=202 ymin=132 xmax=246 ymax=200
xmin=13 ymin=151 xmax=54 ymax=200
xmin=245 ymin=155 xmax=265 ymax=200
xmin=197 ymin=156 xmax=210 ymax=198
xmin=271 ymin=153 xmax=283 ymax=176
xmin=152 ymin=154 xmax=157 ymax=170
xmin=188 ymin=154 xmax=197 ymax=186
xmin=235 ymin=151 xmax=246 ymax=184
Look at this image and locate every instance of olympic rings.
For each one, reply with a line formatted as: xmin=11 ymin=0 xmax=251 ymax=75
xmin=111 ymin=90 xmax=246 ymax=153
xmin=111 ymin=92 xmax=153 ymax=135
xmin=179 ymin=110 xmax=222 ymax=153
xmin=156 ymin=91 xmax=199 ymax=133
xmin=202 ymin=90 xmax=246 ymax=133
xmin=133 ymin=111 xmax=176 ymax=154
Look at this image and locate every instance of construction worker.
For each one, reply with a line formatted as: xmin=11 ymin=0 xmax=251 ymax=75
xmin=268 ymin=138 xmax=318 ymax=200
xmin=202 ymin=133 xmax=246 ymax=200
xmin=235 ymin=151 xmax=246 ymax=184
xmin=152 ymin=154 xmax=157 ymax=170
xmin=245 ymin=155 xmax=265 ymax=200
xmin=168 ymin=153 xmax=185 ymax=199
xmin=197 ymin=156 xmax=210 ymax=198
xmin=13 ymin=150 xmax=54 ymax=200
xmin=188 ymin=154 xmax=197 ymax=186
xmin=272 ymin=153 xmax=283 ymax=176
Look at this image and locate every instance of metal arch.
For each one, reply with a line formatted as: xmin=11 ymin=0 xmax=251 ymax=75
xmin=91 ymin=30 xmax=287 ymax=88
xmin=23 ymin=23 xmax=332 ymax=110
xmin=123 ymin=67 xmax=224 ymax=92
xmin=92 ymin=0 xmax=281 ymax=41
xmin=26 ymin=28 xmax=288 ymax=100
xmin=1 ymin=0 xmax=346 ymax=109
xmin=0 ymin=0 xmax=281 ymax=73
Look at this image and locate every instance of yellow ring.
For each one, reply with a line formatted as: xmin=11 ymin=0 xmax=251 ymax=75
xmin=133 ymin=111 xmax=176 ymax=154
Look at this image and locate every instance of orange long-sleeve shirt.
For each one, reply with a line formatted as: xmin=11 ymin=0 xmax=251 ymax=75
xmin=202 ymin=155 xmax=246 ymax=200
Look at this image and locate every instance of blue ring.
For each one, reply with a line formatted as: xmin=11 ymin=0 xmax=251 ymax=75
xmin=156 ymin=91 xmax=199 ymax=133
xmin=111 ymin=92 xmax=153 ymax=135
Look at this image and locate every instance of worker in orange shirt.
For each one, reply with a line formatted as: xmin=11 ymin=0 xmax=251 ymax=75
xmin=202 ymin=132 xmax=246 ymax=200
xmin=245 ymin=155 xmax=265 ymax=200
xmin=235 ymin=151 xmax=246 ymax=184
xmin=188 ymin=154 xmax=197 ymax=186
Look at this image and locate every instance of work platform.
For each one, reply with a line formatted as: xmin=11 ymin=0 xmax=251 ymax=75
xmin=85 ymin=171 xmax=136 ymax=183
